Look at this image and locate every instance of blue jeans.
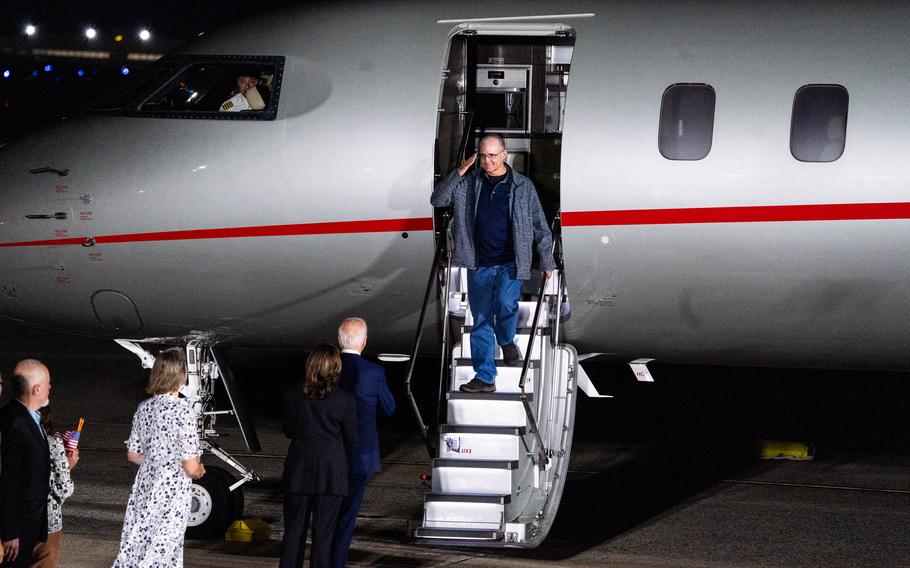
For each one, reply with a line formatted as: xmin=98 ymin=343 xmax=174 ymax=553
xmin=467 ymin=262 xmax=522 ymax=384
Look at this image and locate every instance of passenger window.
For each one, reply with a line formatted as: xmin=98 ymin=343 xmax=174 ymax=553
xmin=790 ymin=84 xmax=848 ymax=162
xmin=658 ymin=84 xmax=716 ymax=161
xmin=86 ymin=56 xmax=283 ymax=120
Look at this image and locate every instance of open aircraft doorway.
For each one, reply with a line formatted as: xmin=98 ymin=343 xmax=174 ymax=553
xmin=435 ymin=24 xmax=575 ymax=227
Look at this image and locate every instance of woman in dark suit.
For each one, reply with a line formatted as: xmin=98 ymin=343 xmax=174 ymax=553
xmin=281 ymin=343 xmax=358 ymax=568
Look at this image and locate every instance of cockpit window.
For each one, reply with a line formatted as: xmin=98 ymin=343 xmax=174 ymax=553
xmin=86 ymin=55 xmax=284 ymax=120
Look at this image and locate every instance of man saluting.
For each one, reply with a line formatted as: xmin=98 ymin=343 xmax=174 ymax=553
xmin=431 ymin=134 xmax=555 ymax=393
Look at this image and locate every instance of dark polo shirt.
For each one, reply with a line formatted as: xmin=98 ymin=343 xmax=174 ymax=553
xmin=474 ymin=169 xmax=514 ymax=266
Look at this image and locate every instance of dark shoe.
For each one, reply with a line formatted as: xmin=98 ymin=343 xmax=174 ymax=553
xmin=459 ymin=377 xmax=496 ymax=393
xmin=501 ymin=342 xmax=522 ymax=366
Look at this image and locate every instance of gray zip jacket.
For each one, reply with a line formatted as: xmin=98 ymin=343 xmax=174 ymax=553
xmin=431 ymin=166 xmax=556 ymax=280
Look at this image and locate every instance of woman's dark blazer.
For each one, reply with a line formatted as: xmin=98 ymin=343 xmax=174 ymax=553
xmin=282 ymin=385 xmax=358 ymax=496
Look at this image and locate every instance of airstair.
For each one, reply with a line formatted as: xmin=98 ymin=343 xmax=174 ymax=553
xmin=406 ymin=216 xmax=580 ymax=548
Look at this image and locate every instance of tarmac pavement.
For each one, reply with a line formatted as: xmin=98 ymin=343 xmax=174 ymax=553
xmin=2 ymin=320 xmax=910 ymax=567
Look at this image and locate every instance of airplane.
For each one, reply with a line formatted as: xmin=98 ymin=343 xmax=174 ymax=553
xmin=1 ymin=0 xmax=908 ymax=547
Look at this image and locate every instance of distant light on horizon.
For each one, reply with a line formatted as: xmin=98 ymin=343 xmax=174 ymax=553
xmin=85 ymin=27 xmax=97 ymax=39
xmin=76 ymin=69 xmax=85 ymax=77
xmin=44 ymin=64 xmax=53 ymax=72
xmin=25 ymin=24 xmax=36 ymax=36
xmin=114 ymin=34 xmax=124 ymax=42
xmin=120 ymin=66 xmax=130 ymax=76
xmin=139 ymin=29 xmax=151 ymax=41
xmin=2 ymin=70 xmax=10 ymax=79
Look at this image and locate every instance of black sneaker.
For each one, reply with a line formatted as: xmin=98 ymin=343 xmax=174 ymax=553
xmin=459 ymin=377 xmax=496 ymax=393
xmin=501 ymin=342 xmax=522 ymax=366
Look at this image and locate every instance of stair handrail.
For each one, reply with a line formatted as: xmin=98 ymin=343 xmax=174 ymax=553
xmin=435 ymin=224 xmax=455 ymax=447
xmin=404 ymin=212 xmax=451 ymax=458
xmin=518 ymin=215 xmax=563 ymax=470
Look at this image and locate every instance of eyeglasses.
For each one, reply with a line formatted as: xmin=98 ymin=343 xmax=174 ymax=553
xmin=479 ymin=150 xmax=505 ymax=160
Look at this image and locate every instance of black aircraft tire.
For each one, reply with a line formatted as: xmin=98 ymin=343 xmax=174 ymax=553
xmin=185 ymin=466 xmax=243 ymax=539
xmin=206 ymin=466 xmax=245 ymax=523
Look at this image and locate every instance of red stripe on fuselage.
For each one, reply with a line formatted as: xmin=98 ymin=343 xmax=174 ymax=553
xmin=0 ymin=217 xmax=434 ymax=248
xmin=2 ymin=202 xmax=910 ymax=249
xmin=561 ymin=202 xmax=910 ymax=226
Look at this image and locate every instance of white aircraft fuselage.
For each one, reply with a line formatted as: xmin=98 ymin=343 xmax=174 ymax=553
xmin=1 ymin=0 xmax=909 ymax=370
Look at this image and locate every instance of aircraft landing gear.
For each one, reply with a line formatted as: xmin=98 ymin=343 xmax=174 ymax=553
xmin=187 ymin=465 xmax=245 ymax=539
xmin=116 ymin=338 xmax=262 ymax=540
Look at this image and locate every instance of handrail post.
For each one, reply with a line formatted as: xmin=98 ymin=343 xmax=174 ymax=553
xmin=435 ymin=223 xmax=455 ymax=447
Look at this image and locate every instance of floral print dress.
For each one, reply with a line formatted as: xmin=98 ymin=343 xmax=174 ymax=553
xmin=47 ymin=434 xmax=74 ymax=533
xmin=113 ymin=394 xmax=200 ymax=568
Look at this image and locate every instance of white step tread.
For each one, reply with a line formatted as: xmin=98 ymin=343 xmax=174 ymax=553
xmin=413 ymin=527 xmax=502 ymax=540
xmin=440 ymin=426 xmax=522 ymax=460
xmin=460 ymin=325 xmax=549 ymax=335
xmin=424 ymin=493 xmax=511 ymax=504
xmin=446 ymin=393 xmax=529 ymax=427
xmin=439 ymin=425 xmax=526 ymax=435
xmin=456 ymin=332 xmax=543 ymax=361
xmin=453 ymin=358 xmax=539 ymax=369
xmin=447 ymin=391 xmax=534 ymax=403
xmin=452 ymin=364 xmax=536 ymax=394
xmin=433 ymin=458 xmax=519 ymax=469
xmin=465 ymin=300 xmax=549 ymax=327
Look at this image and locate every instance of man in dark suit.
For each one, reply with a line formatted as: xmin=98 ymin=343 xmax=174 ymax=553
xmin=330 ymin=318 xmax=396 ymax=568
xmin=1 ymin=360 xmax=52 ymax=567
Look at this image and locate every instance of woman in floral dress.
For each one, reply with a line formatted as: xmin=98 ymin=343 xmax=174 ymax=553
xmin=113 ymin=347 xmax=206 ymax=568
xmin=31 ymin=406 xmax=78 ymax=568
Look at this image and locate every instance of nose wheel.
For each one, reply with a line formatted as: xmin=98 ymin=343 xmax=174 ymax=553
xmin=186 ymin=466 xmax=245 ymax=539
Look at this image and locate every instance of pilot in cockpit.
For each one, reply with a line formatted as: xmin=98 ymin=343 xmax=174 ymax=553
xmin=219 ymin=70 xmax=271 ymax=112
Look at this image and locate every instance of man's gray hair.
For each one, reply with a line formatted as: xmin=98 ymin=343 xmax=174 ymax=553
xmin=337 ymin=317 xmax=368 ymax=350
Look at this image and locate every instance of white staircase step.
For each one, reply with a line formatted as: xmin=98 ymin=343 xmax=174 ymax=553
xmin=439 ymin=425 xmax=525 ymax=461
xmin=465 ymin=300 xmax=548 ymax=328
xmin=431 ymin=458 xmax=519 ymax=495
xmin=455 ymin=330 xmax=545 ymax=361
xmin=422 ymin=493 xmax=510 ymax=530
xmin=447 ymin=392 xmax=530 ymax=427
xmin=451 ymin=363 xmax=536 ymax=394
xmin=413 ymin=527 xmax=502 ymax=541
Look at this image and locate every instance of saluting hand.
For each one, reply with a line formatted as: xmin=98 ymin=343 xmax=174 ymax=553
xmin=457 ymin=153 xmax=477 ymax=176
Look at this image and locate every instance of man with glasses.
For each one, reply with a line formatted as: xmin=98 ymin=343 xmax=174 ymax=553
xmin=431 ymin=134 xmax=555 ymax=393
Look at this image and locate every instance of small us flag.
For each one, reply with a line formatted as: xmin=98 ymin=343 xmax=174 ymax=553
xmin=62 ymin=417 xmax=85 ymax=453
xmin=61 ymin=430 xmax=80 ymax=453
